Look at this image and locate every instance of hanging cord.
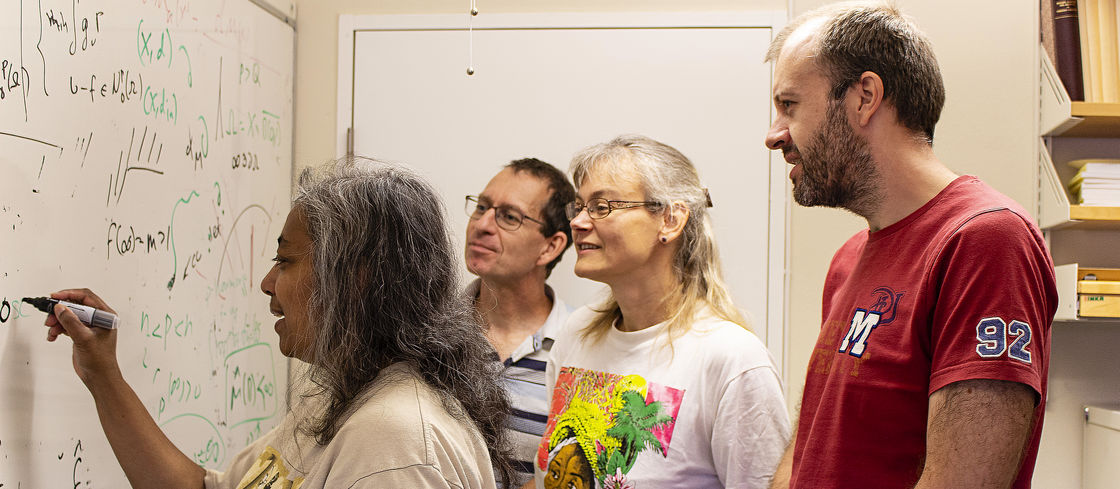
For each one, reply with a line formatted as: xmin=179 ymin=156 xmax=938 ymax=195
xmin=467 ymin=0 xmax=478 ymax=75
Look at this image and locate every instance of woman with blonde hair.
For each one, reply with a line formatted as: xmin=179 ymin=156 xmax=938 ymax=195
xmin=535 ymin=135 xmax=789 ymax=489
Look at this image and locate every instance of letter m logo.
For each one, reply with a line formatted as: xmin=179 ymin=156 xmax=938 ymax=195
xmin=838 ymin=309 xmax=881 ymax=358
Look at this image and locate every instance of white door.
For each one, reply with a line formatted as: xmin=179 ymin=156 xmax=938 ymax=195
xmin=338 ymin=12 xmax=788 ymax=374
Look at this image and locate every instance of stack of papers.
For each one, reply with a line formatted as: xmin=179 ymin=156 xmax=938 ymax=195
xmin=1069 ymin=159 xmax=1120 ymax=206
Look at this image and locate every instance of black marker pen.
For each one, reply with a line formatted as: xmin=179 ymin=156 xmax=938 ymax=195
xmin=23 ymin=297 xmax=119 ymax=330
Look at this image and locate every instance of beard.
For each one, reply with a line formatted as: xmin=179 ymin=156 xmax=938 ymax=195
xmin=788 ymin=100 xmax=882 ymax=217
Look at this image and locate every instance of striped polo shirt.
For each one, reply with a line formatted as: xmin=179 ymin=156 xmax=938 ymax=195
xmin=467 ymin=280 xmax=571 ymax=488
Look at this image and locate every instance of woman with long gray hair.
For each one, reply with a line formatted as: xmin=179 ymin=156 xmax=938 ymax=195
xmin=43 ymin=157 xmax=513 ymax=488
xmin=535 ymin=135 xmax=789 ymax=489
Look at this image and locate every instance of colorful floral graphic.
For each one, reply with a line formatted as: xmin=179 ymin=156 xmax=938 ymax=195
xmin=538 ymin=367 xmax=684 ymax=488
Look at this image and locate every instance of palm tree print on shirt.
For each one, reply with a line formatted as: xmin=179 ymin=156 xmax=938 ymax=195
xmin=539 ymin=367 xmax=684 ymax=489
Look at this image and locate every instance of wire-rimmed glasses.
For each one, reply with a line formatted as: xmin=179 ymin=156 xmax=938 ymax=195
xmin=564 ymin=198 xmax=662 ymax=220
xmin=465 ymin=195 xmax=544 ymax=231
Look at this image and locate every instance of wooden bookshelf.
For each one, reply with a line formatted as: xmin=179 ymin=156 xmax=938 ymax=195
xmin=1059 ymin=102 xmax=1120 ymax=137
xmin=1070 ymin=205 xmax=1120 ymax=221
xmin=1037 ymin=142 xmax=1120 ymax=230
xmin=1045 ymin=207 xmax=1120 ymax=230
xmin=1038 ymin=55 xmax=1120 ymax=229
xmin=1052 ymin=204 xmax=1120 ymax=229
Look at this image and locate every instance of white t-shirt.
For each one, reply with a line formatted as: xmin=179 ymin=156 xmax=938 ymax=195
xmin=205 ymin=363 xmax=497 ymax=489
xmin=534 ymin=307 xmax=790 ymax=489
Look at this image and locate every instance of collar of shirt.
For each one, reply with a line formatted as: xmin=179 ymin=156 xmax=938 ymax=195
xmin=465 ymin=278 xmax=568 ymax=364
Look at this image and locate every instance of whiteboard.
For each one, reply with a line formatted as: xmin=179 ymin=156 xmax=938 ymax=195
xmin=337 ymin=12 xmax=789 ymax=374
xmin=0 ymin=0 xmax=294 ymax=487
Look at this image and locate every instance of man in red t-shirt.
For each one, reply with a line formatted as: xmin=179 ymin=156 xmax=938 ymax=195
xmin=763 ymin=4 xmax=1057 ymax=489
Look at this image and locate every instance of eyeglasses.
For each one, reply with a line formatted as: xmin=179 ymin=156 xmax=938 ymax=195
xmin=564 ymin=198 xmax=662 ymax=220
xmin=465 ymin=195 xmax=545 ymax=231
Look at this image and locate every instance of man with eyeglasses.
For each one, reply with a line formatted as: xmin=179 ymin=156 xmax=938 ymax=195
xmin=463 ymin=158 xmax=577 ymax=488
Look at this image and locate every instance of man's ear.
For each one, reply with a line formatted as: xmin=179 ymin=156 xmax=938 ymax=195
xmin=658 ymin=202 xmax=690 ymax=244
xmin=536 ymin=231 xmax=568 ymax=268
xmin=853 ymin=71 xmax=884 ymax=128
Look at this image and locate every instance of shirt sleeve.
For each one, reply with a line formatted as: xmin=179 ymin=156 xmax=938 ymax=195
xmin=203 ymin=425 xmax=276 ymax=489
xmin=539 ymin=323 xmax=563 ymax=481
xmin=927 ymin=209 xmax=1056 ymax=397
xmin=544 ymin=307 xmax=584 ymax=417
xmin=711 ymin=366 xmax=792 ymax=489
xmin=203 ymin=468 xmax=225 ymax=489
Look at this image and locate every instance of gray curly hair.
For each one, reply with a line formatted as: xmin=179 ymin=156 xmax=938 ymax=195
xmin=293 ymin=157 xmax=514 ymax=485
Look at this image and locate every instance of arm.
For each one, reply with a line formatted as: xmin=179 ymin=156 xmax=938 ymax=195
xmin=46 ymin=288 xmax=205 ymax=489
xmin=768 ymin=443 xmax=793 ymax=489
xmin=916 ymin=211 xmax=1051 ymax=488
xmin=913 ymin=379 xmax=1036 ymax=489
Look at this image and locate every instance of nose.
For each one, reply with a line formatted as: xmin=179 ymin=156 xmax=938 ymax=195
xmin=569 ymin=206 xmax=593 ymax=232
xmin=261 ymin=263 xmax=277 ymax=297
xmin=765 ymin=119 xmax=790 ymax=150
xmin=468 ymin=206 xmax=499 ymax=236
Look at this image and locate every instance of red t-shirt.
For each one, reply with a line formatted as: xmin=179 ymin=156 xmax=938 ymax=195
xmin=790 ymin=176 xmax=1057 ymax=489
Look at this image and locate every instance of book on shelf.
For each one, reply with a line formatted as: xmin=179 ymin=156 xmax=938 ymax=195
xmin=1099 ymin=0 xmax=1119 ymax=102
xmin=1050 ymin=0 xmax=1086 ymax=101
xmin=1068 ymin=159 xmax=1120 ymax=205
xmin=1064 ymin=0 xmax=1120 ymax=102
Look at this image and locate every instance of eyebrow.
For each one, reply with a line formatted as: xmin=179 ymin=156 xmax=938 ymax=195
xmin=478 ymin=194 xmax=530 ymax=214
xmin=584 ymin=189 xmax=622 ymax=200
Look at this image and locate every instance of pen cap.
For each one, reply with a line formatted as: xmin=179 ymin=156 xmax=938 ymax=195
xmin=90 ymin=310 xmax=119 ymax=329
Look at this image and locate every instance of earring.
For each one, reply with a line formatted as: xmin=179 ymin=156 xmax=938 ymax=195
xmin=659 ymin=236 xmax=667 ymax=243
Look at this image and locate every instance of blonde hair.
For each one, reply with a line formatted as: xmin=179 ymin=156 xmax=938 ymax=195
xmin=570 ymin=135 xmax=749 ymax=346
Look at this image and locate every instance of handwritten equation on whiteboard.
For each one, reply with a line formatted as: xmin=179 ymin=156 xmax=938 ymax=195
xmin=0 ymin=0 xmax=293 ymax=486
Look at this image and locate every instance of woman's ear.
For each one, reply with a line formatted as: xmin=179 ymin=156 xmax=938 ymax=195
xmin=658 ymin=202 xmax=690 ymax=244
